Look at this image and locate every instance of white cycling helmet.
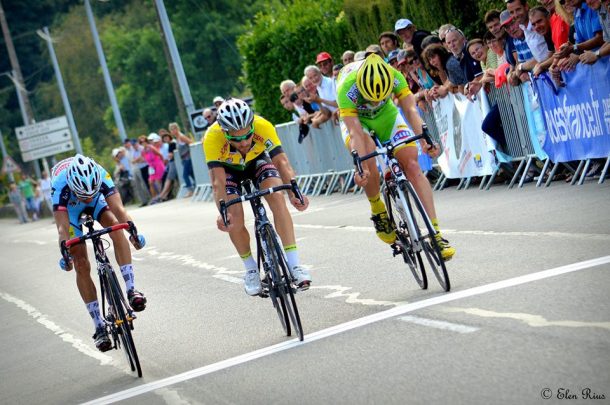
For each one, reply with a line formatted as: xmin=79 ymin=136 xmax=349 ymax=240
xmin=66 ymin=154 xmax=102 ymax=199
xmin=216 ymin=98 xmax=254 ymax=132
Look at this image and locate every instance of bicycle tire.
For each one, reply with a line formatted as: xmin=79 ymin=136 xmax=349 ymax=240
xmin=259 ymin=229 xmax=291 ymax=336
xmin=403 ymin=181 xmax=450 ymax=291
xmin=108 ymin=270 xmax=143 ymax=377
xmin=384 ymin=181 xmax=428 ymax=290
xmin=262 ymin=225 xmax=304 ymax=341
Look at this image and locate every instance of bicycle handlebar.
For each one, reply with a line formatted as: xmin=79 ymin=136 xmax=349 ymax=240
xmin=351 ymin=129 xmax=434 ymax=176
xmin=63 ymin=221 xmax=137 ymax=250
xmin=218 ymin=179 xmax=303 ymax=226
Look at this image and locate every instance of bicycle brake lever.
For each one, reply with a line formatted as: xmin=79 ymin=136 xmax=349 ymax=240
xmin=290 ymin=178 xmax=304 ymax=204
xmin=219 ymin=199 xmax=228 ymax=226
xmin=351 ymin=150 xmax=363 ymax=176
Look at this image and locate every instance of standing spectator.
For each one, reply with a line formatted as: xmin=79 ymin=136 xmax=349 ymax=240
xmin=213 ymin=96 xmax=225 ymax=109
xmin=528 ymin=6 xmax=559 ymax=75
xmin=203 ymin=108 xmax=216 ymax=128
xmin=394 ymin=18 xmax=431 ymax=55
xmin=39 ymin=170 xmax=53 ymax=216
xmin=342 ymin=50 xmax=355 ymax=65
xmin=169 ymin=122 xmax=195 ymax=196
xmin=315 ymin=51 xmax=334 ymax=77
xmin=554 ymin=0 xmax=604 ymax=71
xmin=378 ymin=31 xmax=400 ymax=56
xmin=142 ymin=133 xmax=166 ymax=198
xmin=579 ymin=0 xmax=610 ymax=63
xmin=467 ymin=38 xmax=498 ymax=83
xmin=305 ymin=65 xmax=338 ymax=111
xmin=501 ymin=9 xmax=536 ymax=85
xmin=422 ymin=43 xmax=454 ymax=99
xmin=126 ymin=137 xmax=150 ymax=207
xmin=112 ymin=148 xmax=134 ymax=204
xmin=538 ymin=0 xmax=570 ymax=49
xmin=332 ymin=63 xmax=344 ymax=80
xmin=151 ymin=131 xmax=178 ymax=204
xmin=438 ymin=23 xmax=458 ymax=51
xmin=9 ymin=183 xmax=28 ymax=224
xmin=444 ymin=28 xmax=484 ymax=97
xmin=18 ymin=173 xmax=39 ymax=221
xmin=484 ymin=30 xmax=508 ymax=66
xmin=302 ymin=76 xmax=332 ymax=128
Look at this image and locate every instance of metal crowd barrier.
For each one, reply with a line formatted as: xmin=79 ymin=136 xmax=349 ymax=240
xmin=188 ymin=142 xmax=213 ymax=202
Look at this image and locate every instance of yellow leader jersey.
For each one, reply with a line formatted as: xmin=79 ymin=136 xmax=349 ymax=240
xmin=203 ymin=115 xmax=283 ymax=171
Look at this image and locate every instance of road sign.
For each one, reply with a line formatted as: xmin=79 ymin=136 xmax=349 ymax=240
xmin=18 ymin=130 xmax=71 ymax=152
xmin=21 ymin=141 xmax=74 ymax=162
xmin=1 ymin=155 xmax=21 ymax=174
xmin=16 ymin=116 xmax=74 ymax=162
xmin=15 ymin=116 xmax=69 ymax=140
xmin=190 ymin=109 xmax=208 ymax=133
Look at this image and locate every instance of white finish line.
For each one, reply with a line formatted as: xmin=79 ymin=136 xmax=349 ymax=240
xmin=83 ymin=255 xmax=610 ymax=404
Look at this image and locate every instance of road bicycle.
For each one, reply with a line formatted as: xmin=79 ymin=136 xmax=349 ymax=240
xmin=61 ymin=216 xmax=143 ymax=377
xmin=219 ymin=179 xmax=306 ymax=341
xmin=351 ymin=131 xmax=450 ymax=292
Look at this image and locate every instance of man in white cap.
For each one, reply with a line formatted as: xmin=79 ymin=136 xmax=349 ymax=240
xmin=394 ymin=18 xmax=431 ymax=55
xmin=213 ymin=96 xmax=225 ymax=109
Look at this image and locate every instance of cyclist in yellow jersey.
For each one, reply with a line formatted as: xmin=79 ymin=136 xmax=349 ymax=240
xmin=204 ymin=98 xmax=312 ymax=295
xmin=336 ymin=54 xmax=455 ymax=260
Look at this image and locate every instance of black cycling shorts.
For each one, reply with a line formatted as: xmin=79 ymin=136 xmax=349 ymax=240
xmin=224 ymin=152 xmax=280 ymax=196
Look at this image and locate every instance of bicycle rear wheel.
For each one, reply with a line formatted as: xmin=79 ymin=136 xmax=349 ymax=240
xmin=262 ymin=225 xmax=304 ymax=341
xmin=403 ymin=181 xmax=450 ymax=291
xmin=108 ymin=270 xmax=143 ymax=377
xmin=384 ymin=182 xmax=428 ymax=290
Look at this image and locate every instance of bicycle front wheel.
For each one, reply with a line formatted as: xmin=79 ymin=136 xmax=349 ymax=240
xmin=403 ymin=181 xmax=450 ymax=292
xmin=385 ymin=181 xmax=428 ymax=290
xmin=108 ymin=270 xmax=143 ymax=377
xmin=262 ymin=225 xmax=304 ymax=341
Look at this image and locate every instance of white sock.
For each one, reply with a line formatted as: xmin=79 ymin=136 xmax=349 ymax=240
xmin=284 ymin=244 xmax=299 ymax=270
xmin=120 ymin=264 xmax=135 ymax=291
xmin=241 ymin=252 xmax=258 ymax=272
xmin=86 ymin=300 xmax=104 ymax=329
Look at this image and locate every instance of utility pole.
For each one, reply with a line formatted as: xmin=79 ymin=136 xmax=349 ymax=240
xmin=0 ymin=0 xmax=42 ymax=178
xmin=39 ymin=27 xmax=83 ymax=155
xmin=84 ymin=0 xmax=127 ymax=142
xmin=153 ymin=0 xmax=195 ymax=133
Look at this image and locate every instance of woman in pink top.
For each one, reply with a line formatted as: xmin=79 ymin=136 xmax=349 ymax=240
xmin=142 ymin=133 xmax=166 ymax=198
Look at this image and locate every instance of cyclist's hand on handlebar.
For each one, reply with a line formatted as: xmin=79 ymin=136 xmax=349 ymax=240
xmin=424 ymin=142 xmax=441 ymax=159
xmin=354 ymin=168 xmax=370 ymax=187
xmin=290 ymin=194 xmax=309 ymax=211
xmin=59 ymin=256 xmax=73 ymax=271
xmin=217 ymin=213 xmax=234 ymax=232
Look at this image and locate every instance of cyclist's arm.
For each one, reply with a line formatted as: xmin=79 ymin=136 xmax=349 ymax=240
xmin=271 ymin=151 xmax=308 ymax=210
xmin=209 ymin=166 xmax=229 ymax=208
xmin=54 ymin=209 xmax=71 ymax=248
xmin=343 ymin=115 xmax=369 ymax=157
xmin=397 ymin=94 xmax=423 ymax=136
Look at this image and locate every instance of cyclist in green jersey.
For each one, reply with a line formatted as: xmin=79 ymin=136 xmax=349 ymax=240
xmin=336 ymin=54 xmax=455 ymax=261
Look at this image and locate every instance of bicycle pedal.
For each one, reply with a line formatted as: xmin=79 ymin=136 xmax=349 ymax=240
xmin=391 ymin=243 xmax=403 ymax=257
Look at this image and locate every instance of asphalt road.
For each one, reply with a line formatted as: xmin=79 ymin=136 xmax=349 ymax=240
xmin=1 ymin=181 xmax=609 ymax=405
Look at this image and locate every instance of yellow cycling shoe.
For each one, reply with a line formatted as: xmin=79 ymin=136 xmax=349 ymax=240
xmin=370 ymin=212 xmax=396 ymax=244
xmin=434 ymin=234 xmax=456 ymax=261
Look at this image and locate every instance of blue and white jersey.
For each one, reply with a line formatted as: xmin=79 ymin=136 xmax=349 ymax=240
xmin=50 ymin=157 xmax=117 ymax=212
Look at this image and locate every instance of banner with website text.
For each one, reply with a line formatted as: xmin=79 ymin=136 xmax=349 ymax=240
xmin=432 ymin=93 xmax=497 ymax=179
xmin=533 ymin=59 xmax=610 ymax=162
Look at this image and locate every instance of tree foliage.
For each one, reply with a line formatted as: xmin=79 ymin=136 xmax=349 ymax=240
xmin=238 ymin=0 xmax=353 ymax=123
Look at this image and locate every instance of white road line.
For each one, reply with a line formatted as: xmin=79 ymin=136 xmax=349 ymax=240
xmin=82 ymin=255 xmax=610 ymax=405
xmin=398 ymin=315 xmax=479 ymax=333
xmin=212 ymin=274 xmax=243 ymax=284
xmin=293 ymin=224 xmax=610 ymax=241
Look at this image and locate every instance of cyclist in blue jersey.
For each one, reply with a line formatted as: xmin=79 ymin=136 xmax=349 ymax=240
xmin=52 ymin=154 xmax=147 ymax=352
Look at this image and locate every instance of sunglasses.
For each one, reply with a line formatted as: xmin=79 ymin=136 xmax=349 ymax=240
xmin=408 ymin=58 xmax=419 ymax=65
xmin=225 ymin=126 xmax=255 ymax=142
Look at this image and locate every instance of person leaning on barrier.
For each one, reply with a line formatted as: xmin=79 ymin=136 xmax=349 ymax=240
xmin=336 ymin=54 xmax=455 ymax=260
xmin=421 ymin=43 xmax=455 ymax=100
xmin=579 ymin=0 xmax=610 ymax=63
xmin=204 ymin=98 xmax=312 ymax=295
xmin=378 ymin=31 xmax=400 ymax=56
xmin=52 ymin=154 xmax=147 ymax=352
xmin=342 ymin=50 xmax=355 ymax=65
xmin=554 ymin=0 xmax=604 ymax=71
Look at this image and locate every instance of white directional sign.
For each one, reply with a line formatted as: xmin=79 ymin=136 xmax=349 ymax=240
xmin=21 ymin=141 xmax=74 ymax=162
xmin=16 ymin=116 xmax=74 ymax=162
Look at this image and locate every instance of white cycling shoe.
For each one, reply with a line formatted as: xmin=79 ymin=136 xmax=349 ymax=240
xmin=290 ymin=265 xmax=311 ymax=289
xmin=244 ymin=269 xmax=263 ymax=296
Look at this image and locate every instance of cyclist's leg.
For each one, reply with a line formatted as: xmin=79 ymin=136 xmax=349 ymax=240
xmin=391 ymin=116 xmax=456 ymax=260
xmin=253 ymin=154 xmax=310 ymax=286
xmin=342 ymin=118 xmax=395 ymax=244
xmin=96 ymin=196 xmax=147 ymax=309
